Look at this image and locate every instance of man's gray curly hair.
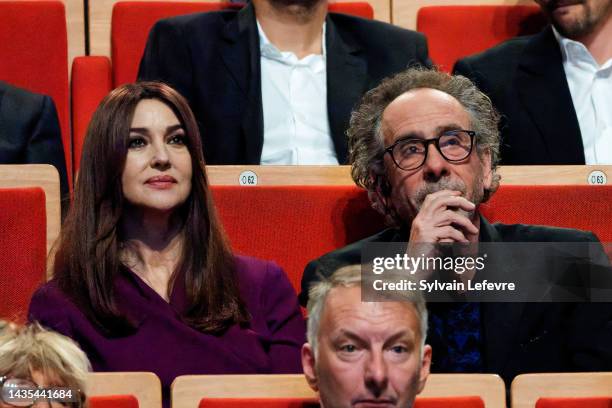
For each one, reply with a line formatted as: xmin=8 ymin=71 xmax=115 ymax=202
xmin=348 ymin=67 xmax=501 ymax=224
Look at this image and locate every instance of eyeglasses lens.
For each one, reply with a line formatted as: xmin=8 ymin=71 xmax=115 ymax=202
xmin=393 ymin=131 xmax=472 ymax=170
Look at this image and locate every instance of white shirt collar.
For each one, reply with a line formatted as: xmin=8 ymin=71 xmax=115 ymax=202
xmin=552 ymin=26 xmax=612 ymax=70
xmin=256 ymin=20 xmax=327 ymax=62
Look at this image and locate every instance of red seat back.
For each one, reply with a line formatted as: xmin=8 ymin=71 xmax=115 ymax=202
xmin=111 ymin=2 xmax=242 ymax=87
xmin=417 ymin=5 xmax=546 ymax=72
xmin=211 ymin=185 xmax=612 ymax=293
xmin=89 ymin=395 xmax=139 ymax=408
xmin=481 ymin=185 xmax=612 ymax=242
xmin=328 ymin=2 xmax=373 ymax=19
xmin=212 ymin=186 xmax=383 ymax=291
xmin=111 ymin=1 xmax=373 ymax=87
xmin=0 ymin=1 xmax=71 ymax=184
xmin=415 ymin=396 xmax=485 ymax=408
xmin=197 ymin=394 xmax=486 ymax=407
xmin=536 ymin=397 xmax=612 ymax=408
xmin=0 ymin=187 xmax=46 ymax=323
xmin=199 ymin=398 xmax=319 ymax=408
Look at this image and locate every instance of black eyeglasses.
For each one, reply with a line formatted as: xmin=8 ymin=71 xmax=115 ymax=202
xmin=384 ymin=130 xmax=476 ymax=171
xmin=0 ymin=376 xmax=81 ymax=408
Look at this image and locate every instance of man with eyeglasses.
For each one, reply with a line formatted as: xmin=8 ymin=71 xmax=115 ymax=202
xmin=299 ymin=67 xmax=612 ymax=387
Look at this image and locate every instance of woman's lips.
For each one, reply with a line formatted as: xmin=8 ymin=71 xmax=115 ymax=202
xmin=145 ymin=175 xmax=177 ymax=189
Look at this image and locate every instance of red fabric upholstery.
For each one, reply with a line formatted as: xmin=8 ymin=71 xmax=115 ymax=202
xmin=0 ymin=1 xmax=71 ymax=185
xmin=328 ymin=2 xmax=373 ymax=19
xmin=111 ymin=2 xmax=242 ymax=87
xmin=211 ymin=185 xmax=612 ymax=293
xmin=199 ymin=398 xmax=319 ymax=408
xmin=481 ymin=186 xmax=612 ymax=243
xmin=197 ymin=396 xmax=484 ymax=408
xmin=415 ymin=396 xmax=485 ymax=408
xmin=71 ymin=56 xmax=113 ymax=173
xmin=417 ymin=5 xmax=546 ymax=72
xmin=536 ymin=397 xmax=612 ymax=408
xmin=0 ymin=187 xmax=46 ymax=323
xmin=89 ymin=395 xmax=139 ymax=408
xmin=212 ymin=186 xmax=383 ymax=291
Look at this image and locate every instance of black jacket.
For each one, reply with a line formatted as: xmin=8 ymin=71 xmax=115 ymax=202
xmin=138 ymin=3 xmax=430 ymax=164
xmin=454 ymin=27 xmax=585 ymax=164
xmin=300 ymin=217 xmax=612 ymax=384
xmin=0 ymin=81 xmax=69 ymax=199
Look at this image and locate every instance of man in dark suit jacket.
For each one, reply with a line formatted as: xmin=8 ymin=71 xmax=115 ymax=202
xmin=302 ymin=216 xmax=612 ymax=384
xmin=299 ymin=67 xmax=612 ymax=385
xmin=454 ymin=0 xmax=612 ymax=164
xmin=138 ymin=0 xmax=430 ymax=164
xmin=0 ymin=81 xmax=68 ymax=199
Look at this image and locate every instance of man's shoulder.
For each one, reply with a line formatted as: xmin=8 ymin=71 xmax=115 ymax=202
xmin=152 ymin=8 xmax=239 ymax=34
xmin=454 ymin=31 xmax=552 ymax=96
xmin=0 ymin=81 xmax=51 ymax=128
xmin=493 ymin=222 xmax=599 ymax=243
xmin=329 ymin=13 xmax=426 ymax=44
xmin=300 ymin=228 xmax=400 ymax=305
xmin=0 ymin=81 xmax=46 ymax=107
xmin=466 ymin=34 xmax=533 ymax=62
xmin=304 ymin=228 xmax=399 ymax=280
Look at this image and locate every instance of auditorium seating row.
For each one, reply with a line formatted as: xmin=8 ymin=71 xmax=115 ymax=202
xmin=1 ymin=0 xmax=548 ymax=181
xmin=2 ymin=164 xmax=612 ymax=323
xmin=81 ymin=371 xmax=612 ymax=408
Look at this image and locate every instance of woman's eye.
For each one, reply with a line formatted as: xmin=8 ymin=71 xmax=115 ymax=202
xmin=128 ymin=137 xmax=146 ymax=148
xmin=168 ymin=134 xmax=186 ymax=145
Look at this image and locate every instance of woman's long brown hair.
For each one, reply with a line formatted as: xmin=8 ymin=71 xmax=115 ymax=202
xmin=54 ymin=82 xmax=249 ymax=336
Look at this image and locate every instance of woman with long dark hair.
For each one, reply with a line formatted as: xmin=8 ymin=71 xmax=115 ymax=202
xmin=28 ymin=82 xmax=305 ymax=405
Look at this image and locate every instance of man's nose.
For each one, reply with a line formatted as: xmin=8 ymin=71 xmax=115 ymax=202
xmin=422 ymin=142 xmax=450 ymax=180
xmin=364 ymin=351 xmax=389 ymax=397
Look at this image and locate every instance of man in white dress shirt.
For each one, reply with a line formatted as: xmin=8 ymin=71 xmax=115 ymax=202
xmin=454 ymin=0 xmax=611 ymax=165
xmin=139 ymin=0 xmax=431 ymax=165
xmin=255 ymin=1 xmax=337 ymax=164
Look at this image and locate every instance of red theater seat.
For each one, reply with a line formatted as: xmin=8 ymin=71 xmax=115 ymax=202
xmin=89 ymin=395 xmax=139 ymax=408
xmin=0 ymin=187 xmax=47 ymax=323
xmin=536 ymin=397 xmax=612 ymax=408
xmin=199 ymin=398 xmax=319 ymax=408
xmin=417 ymin=5 xmax=546 ymax=72
xmin=480 ymin=185 xmax=612 ymax=243
xmin=512 ymin=373 xmax=612 ymax=408
xmin=416 ymin=396 xmax=485 ymax=408
xmin=87 ymin=372 xmax=161 ymax=408
xmin=174 ymin=373 xmax=503 ymax=407
xmin=71 ymin=1 xmax=373 ymax=171
xmin=0 ymin=1 xmax=71 ymax=185
xmin=211 ymin=185 xmax=612 ymax=293
xmin=212 ymin=185 xmax=383 ymax=291
xmin=328 ymin=2 xmax=373 ymax=19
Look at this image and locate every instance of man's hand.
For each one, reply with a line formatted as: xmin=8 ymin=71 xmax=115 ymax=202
xmin=408 ymin=190 xmax=478 ymax=244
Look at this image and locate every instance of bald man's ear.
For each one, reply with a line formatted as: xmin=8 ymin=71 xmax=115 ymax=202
xmin=301 ymin=343 xmax=319 ymax=392
xmin=417 ymin=344 xmax=432 ymax=394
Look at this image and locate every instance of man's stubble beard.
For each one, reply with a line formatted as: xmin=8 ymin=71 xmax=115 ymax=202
xmin=393 ymin=172 xmax=485 ymax=225
xmin=545 ymin=0 xmax=612 ymax=39
xmin=266 ymin=0 xmax=325 ymax=19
